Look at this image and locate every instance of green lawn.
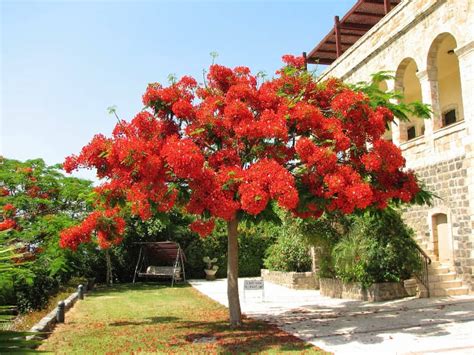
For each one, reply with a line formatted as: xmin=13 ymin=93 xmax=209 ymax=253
xmin=39 ymin=283 xmax=325 ymax=354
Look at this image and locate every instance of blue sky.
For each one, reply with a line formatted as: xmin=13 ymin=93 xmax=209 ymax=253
xmin=1 ymin=0 xmax=354 ymax=181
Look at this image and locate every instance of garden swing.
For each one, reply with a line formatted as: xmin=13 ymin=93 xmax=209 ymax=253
xmin=132 ymin=241 xmax=186 ymax=287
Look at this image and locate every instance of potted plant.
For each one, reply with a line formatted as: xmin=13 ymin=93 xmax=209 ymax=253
xmin=203 ymin=256 xmax=219 ymax=281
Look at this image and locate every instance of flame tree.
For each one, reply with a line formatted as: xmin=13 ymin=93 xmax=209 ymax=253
xmin=61 ymin=56 xmax=429 ymax=326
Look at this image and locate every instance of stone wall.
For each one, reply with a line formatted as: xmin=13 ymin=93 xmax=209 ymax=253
xmin=403 ymin=155 xmax=472 ymax=283
xmin=320 ymin=278 xmax=408 ymax=302
xmin=261 ymin=269 xmax=319 ymax=290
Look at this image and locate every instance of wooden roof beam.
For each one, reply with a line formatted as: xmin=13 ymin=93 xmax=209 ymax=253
xmin=340 ymin=31 xmax=364 ymax=37
xmin=363 ymin=0 xmax=398 ymax=4
xmin=327 ymin=40 xmax=355 ymax=46
xmin=340 ymin=22 xmax=374 ymax=31
xmin=307 ymin=58 xmax=335 ymax=65
xmin=353 ymin=11 xmax=385 ymax=18
xmin=334 ymin=16 xmax=342 ymax=57
xmin=317 ymin=49 xmax=337 ymax=54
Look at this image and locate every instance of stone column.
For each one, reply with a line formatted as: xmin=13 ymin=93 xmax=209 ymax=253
xmin=426 ymin=45 xmax=444 ymax=132
xmin=386 ymin=79 xmax=403 ymax=146
xmin=416 ymin=69 xmax=436 ymax=151
xmin=455 ymin=41 xmax=474 ymax=136
xmin=455 ymin=40 xmax=474 ymax=288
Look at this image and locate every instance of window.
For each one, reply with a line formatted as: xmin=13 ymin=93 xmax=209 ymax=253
xmin=407 ymin=126 xmax=416 ymax=140
xmin=443 ymin=109 xmax=456 ymax=127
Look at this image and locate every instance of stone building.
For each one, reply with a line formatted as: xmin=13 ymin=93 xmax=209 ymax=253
xmin=305 ymin=0 xmax=473 ymax=296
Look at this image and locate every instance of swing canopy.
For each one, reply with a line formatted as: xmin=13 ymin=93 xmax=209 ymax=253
xmin=132 ymin=241 xmax=186 ymax=286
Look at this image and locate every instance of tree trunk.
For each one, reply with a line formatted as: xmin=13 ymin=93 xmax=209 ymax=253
xmin=105 ymin=249 xmax=113 ymax=286
xmin=310 ymin=246 xmax=317 ymax=273
xmin=227 ymin=218 xmax=242 ymax=326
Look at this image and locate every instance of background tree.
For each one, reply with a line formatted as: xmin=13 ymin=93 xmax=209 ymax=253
xmin=0 ymin=157 xmax=96 ymax=311
xmin=61 ymin=55 xmax=430 ymax=326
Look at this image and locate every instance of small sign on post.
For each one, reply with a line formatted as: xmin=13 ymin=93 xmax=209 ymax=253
xmin=243 ymin=279 xmax=264 ymax=302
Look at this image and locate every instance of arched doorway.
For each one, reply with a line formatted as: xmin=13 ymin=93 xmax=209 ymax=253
xmin=431 ymin=213 xmax=452 ymax=263
xmin=395 ymin=58 xmax=424 ymax=142
xmin=427 ymin=33 xmax=464 ymax=129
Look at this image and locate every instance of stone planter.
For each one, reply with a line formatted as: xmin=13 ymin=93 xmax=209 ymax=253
xmin=319 ymin=278 xmax=408 ymax=301
xmin=261 ymin=269 xmax=319 ymax=289
xmin=204 ymin=269 xmax=217 ymax=281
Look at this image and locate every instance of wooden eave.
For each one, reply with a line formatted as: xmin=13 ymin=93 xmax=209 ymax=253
xmin=306 ymin=0 xmax=401 ymax=65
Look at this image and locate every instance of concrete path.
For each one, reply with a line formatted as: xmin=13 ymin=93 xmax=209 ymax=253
xmin=189 ymin=278 xmax=474 ymax=354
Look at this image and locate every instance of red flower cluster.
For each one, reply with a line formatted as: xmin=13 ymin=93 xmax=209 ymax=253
xmin=0 ymin=187 xmax=9 ymax=196
xmin=161 ymin=136 xmax=205 ymax=179
xmin=59 ymin=209 xmax=125 ymax=250
xmin=239 ymin=159 xmax=298 ymax=215
xmin=296 ymin=137 xmax=337 ymax=175
xmin=2 ymin=203 xmax=16 ymax=216
xmin=281 ymin=55 xmax=306 ymax=69
xmin=0 ymin=219 xmax=16 ymax=231
xmin=190 ymin=219 xmax=215 ymax=238
xmin=362 ymin=140 xmax=405 ymax=173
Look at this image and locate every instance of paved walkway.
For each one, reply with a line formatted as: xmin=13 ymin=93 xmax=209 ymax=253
xmin=189 ymin=278 xmax=474 ymax=354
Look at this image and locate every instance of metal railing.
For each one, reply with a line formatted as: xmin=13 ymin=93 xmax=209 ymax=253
xmin=414 ymin=244 xmax=432 ymax=297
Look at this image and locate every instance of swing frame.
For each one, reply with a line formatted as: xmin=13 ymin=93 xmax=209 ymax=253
xmin=132 ymin=241 xmax=186 ymax=287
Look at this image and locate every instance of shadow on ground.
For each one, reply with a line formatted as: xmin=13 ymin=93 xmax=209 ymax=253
xmin=87 ymin=282 xmax=191 ymax=296
xmin=109 ymin=317 xmax=180 ymax=326
xmin=260 ymin=297 xmax=474 ymax=347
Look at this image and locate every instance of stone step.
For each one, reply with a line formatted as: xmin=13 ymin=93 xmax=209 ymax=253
xmin=428 ymin=272 xmax=457 ymax=282
xmin=429 ymin=280 xmax=462 ymax=289
xmin=428 ymin=266 xmax=450 ymax=275
xmin=404 ymin=278 xmax=417 ymax=286
xmin=430 ymin=286 xmax=469 ymax=297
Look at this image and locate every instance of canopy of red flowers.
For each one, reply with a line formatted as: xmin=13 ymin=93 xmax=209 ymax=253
xmin=60 ymin=55 xmax=421 ymax=249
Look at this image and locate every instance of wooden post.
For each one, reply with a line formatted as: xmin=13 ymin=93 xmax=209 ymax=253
xmin=302 ymin=52 xmax=308 ymax=71
xmin=384 ymin=0 xmax=391 ymax=14
xmin=56 ymin=301 xmax=65 ymax=323
xmin=77 ymin=284 xmax=84 ymax=300
xmin=334 ymin=16 xmax=342 ymax=58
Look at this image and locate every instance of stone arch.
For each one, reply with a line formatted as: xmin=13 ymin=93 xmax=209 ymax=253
xmin=395 ymin=58 xmax=424 ymax=142
xmin=427 ymin=32 xmax=464 ymax=129
xmin=394 ymin=57 xmax=416 ymax=93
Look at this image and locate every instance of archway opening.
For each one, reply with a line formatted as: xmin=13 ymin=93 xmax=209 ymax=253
xmin=431 ymin=213 xmax=452 ymax=263
xmin=428 ymin=33 xmax=464 ymax=128
xmin=396 ymin=59 xmax=424 ymax=142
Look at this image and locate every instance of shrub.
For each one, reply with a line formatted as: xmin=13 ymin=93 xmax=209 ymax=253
xmin=298 ymin=214 xmax=344 ymax=278
xmin=13 ymin=268 xmax=59 ymax=313
xmin=264 ymin=233 xmax=311 ymax=272
xmin=332 ymin=209 xmax=422 ymax=287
